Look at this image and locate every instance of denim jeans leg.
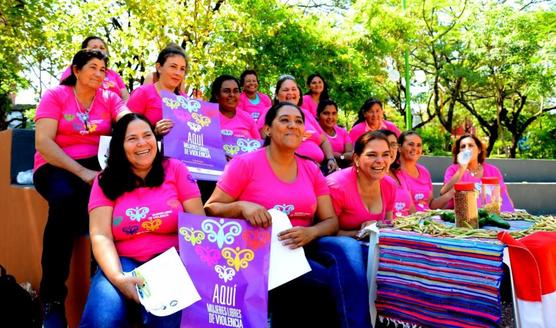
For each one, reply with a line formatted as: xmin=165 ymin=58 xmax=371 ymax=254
xmin=310 ymin=236 xmax=371 ymax=328
xmin=80 ymin=257 xmax=141 ymax=328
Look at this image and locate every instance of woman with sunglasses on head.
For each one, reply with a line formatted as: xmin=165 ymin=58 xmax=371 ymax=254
xmin=127 ymin=44 xmax=188 ymax=137
xmin=35 ymin=49 xmax=129 ymax=327
xmin=60 ymin=36 xmax=129 ymax=100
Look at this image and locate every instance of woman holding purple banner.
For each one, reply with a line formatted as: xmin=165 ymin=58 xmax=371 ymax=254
xmin=209 ymin=74 xmax=261 ymax=140
xmin=205 ymin=102 xmax=371 ymax=328
xmin=127 ymin=44 xmax=188 ymax=137
xmin=80 ymin=113 xmax=204 ymax=327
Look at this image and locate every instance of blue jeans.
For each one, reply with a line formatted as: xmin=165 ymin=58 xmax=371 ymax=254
xmin=308 ymin=236 xmax=371 ymax=328
xmin=80 ymin=257 xmax=181 ymax=328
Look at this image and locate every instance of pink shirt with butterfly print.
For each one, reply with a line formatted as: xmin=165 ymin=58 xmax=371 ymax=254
xmin=33 ymin=85 xmax=125 ymax=171
xmin=219 ymin=110 xmax=261 ymax=139
xmin=384 ymin=173 xmax=414 ymax=218
xmin=88 ymin=159 xmax=201 ymax=262
xmin=326 ymin=167 xmax=395 ymax=230
xmin=399 ymin=163 xmax=433 ymax=211
xmin=295 ymin=108 xmax=326 ymax=163
xmin=217 ymin=148 xmax=329 ymax=227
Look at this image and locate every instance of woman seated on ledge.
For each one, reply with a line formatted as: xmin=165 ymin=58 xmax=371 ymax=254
xmin=80 ymin=114 xmax=204 ymax=327
xmin=205 ymin=102 xmax=368 ymax=328
xmin=441 ymin=133 xmax=515 ymax=211
xmin=317 ymin=99 xmax=353 ymax=168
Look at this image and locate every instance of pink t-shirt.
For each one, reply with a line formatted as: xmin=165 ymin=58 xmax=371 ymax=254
xmin=349 ymin=120 xmax=401 ymax=143
xmin=127 ymin=84 xmax=162 ymax=126
xmin=296 ymin=108 xmax=326 ymax=163
xmin=237 ymin=92 xmax=272 ymax=122
xmin=301 ymin=95 xmax=318 ymax=118
xmin=34 ymin=85 xmax=125 ymax=170
xmin=443 ymin=163 xmax=514 ymax=212
xmin=61 ymin=66 xmax=126 ymax=97
xmin=219 ymin=110 xmax=261 ymax=139
xmin=217 ymin=148 xmax=329 ymax=227
xmin=384 ymin=173 xmax=414 ymax=218
xmin=88 ymin=159 xmax=201 ymax=262
xmin=326 ymin=167 xmax=395 ymax=230
xmin=325 ymin=125 xmax=351 ymax=154
xmin=399 ymin=163 xmax=433 ymax=211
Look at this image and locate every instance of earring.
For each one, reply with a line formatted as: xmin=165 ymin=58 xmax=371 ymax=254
xmin=355 ymin=163 xmax=360 ymax=173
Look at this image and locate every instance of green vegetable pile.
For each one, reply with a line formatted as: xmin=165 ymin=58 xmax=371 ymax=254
xmin=393 ymin=210 xmax=556 ymax=239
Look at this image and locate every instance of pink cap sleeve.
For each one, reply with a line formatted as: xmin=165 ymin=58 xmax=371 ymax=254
xmin=326 ymin=178 xmax=344 ymax=216
xmin=60 ymin=66 xmax=72 ymax=82
xmin=170 ymin=159 xmax=201 ymax=201
xmin=35 ymin=87 xmax=65 ymax=121
xmin=104 ymin=90 xmax=126 ymax=120
xmin=127 ymin=86 xmax=147 ymax=115
xmin=88 ymin=176 xmax=114 ymax=212
xmin=111 ymin=70 xmax=126 ymax=89
xmin=307 ymin=161 xmax=329 ymax=196
xmin=443 ymin=164 xmax=458 ymax=184
xmin=217 ymin=156 xmax=251 ymax=199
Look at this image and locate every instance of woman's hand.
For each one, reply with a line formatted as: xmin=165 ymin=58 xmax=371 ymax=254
xmin=78 ymin=168 xmax=98 ymax=185
xmin=278 ymin=226 xmax=317 ymax=249
xmin=327 ymin=158 xmax=339 ymax=173
xmin=240 ymin=201 xmax=272 ymax=228
xmin=155 ymin=118 xmax=174 ymax=136
xmin=111 ymin=273 xmax=143 ymax=304
xmin=360 ymin=220 xmax=377 ymax=229
xmin=457 ymin=149 xmax=472 ymax=169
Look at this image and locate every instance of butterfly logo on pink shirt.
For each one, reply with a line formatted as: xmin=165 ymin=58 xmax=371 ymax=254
xmin=273 ymin=204 xmax=295 ymax=216
xmin=194 ymin=245 xmax=220 ymax=266
xmin=125 ymin=207 xmax=149 ymax=222
xmin=192 ymin=113 xmax=211 ymax=127
xmin=122 ymin=225 xmax=139 ymax=235
xmin=414 ymin=193 xmax=425 ymax=201
xmin=187 ymin=121 xmax=202 ymax=133
xmin=251 ymin=112 xmax=260 ymax=120
xmin=214 ymin=265 xmax=236 ymax=283
xmin=237 ymin=138 xmax=261 ymax=153
xmin=221 ymin=129 xmax=233 ymax=136
xmin=102 ymin=80 xmax=115 ymax=90
xmin=242 ymin=230 xmax=270 ymax=250
xmin=142 ymin=219 xmax=162 ymax=232
xmin=64 ymin=114 xmax=75 ymax=121
xmin=394 ymin=202 xmax=406 ymax=212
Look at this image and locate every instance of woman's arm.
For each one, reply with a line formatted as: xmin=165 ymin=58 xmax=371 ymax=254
xmin=440 ymin=164 xmax=467 ymax=195
xmin=319 ymin=135 xmax=338 ymax=172
xmin=183 ymin=197 xmax=205 ymax=216
xmin=35 ymin=118 xmax=97 ymax=184
xmin=278 ymin=195 xmax=339 ymax=249
xmin=430 ymin=189 xmax=455 ymax=209
xmin=89 ymin=206 xmax=142 ymax=303
xmin=341 ymin=141 xmax=354 ymax=161
xmin=120 ymin=88 xmax=130 ymax=101
xmin=205 ymin=187 xmax=272 ymax=228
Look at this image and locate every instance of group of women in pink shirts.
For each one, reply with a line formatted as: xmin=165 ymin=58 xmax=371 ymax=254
xmin=33 ymin=38 xmax=514 ymax=328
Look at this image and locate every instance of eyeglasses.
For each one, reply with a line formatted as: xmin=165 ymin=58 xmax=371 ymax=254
xmin=389 ymin=142 xmax=399 ymax=148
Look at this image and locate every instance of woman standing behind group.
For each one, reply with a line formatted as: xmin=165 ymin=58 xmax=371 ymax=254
xmin=127 ymin=45 xmax=188 ymax=137
xmin=350 ymin=98 xmax=400 ymax=143
xmin=60 ymin=36 xmax=129 ymax=100
xmin=34 ymin=49 xmax=128 ymax=327
xmin=317 ymin=99 xmax=353 ymax=167
xmin=209 ymin=75 xmax=260 ymax=140
xmin=237 ymin=69 xmax=272 ymax=123
xmin=302 ymin=73 xmax=329 ymax=117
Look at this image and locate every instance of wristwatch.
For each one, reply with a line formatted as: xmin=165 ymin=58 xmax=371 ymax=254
xmin=340 ymin=154 xmax=345 ymax=161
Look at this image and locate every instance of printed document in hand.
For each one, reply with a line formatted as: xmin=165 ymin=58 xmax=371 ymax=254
xmin=127 ymin=247 xmax=201 ymax=316
xmin=268 ymin=209 xmax=312 ymax=290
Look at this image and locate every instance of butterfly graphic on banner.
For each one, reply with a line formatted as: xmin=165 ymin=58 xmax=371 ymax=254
xmin=194 ymin=245 xmax=221 ymax=266
xmin=178 ymin=97 xmax=201 ymax=113
xmin=214 ymin=265 xmax=236 ymax=283
xmin=223 ymin=145 xmax=240 ymax=156
xmin=180 ymin=227 xmax=205 ymax=246
xmin=201 ymin=218 xmax=242 ymax=249
xmin=126 ymin=207 xmax=150 ymax=222
xmin=163 ymin=97 xmax=181 ymax=110
xmin=221 ymin=247 xmax=255 ymax=271
xmin=187 ymin=121 xmax=202 ymax=133
xmin=192 ymin=113 xmax=211 ymax=127
xmin=242 ymin=230 xmax=270 ymax=250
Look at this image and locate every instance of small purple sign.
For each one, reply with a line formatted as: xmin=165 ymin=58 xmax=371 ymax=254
xmin=221 ymin=136 xmax=263 ymax=158
xmin=161 ymin=91 xmax=227 ymax=181
xmin=179 ymin=213 xmax=271 ymax=328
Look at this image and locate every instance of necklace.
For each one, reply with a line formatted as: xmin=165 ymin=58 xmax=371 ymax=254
xmin=73 ymin=88 xmax=95 ymax=133
xmin=468 ymin=164 xmax=482 ymax=177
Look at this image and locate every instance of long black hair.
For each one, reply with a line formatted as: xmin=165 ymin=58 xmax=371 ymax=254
xmin=304 ymin=73 xmax=329 ymax=101
xmin=262 ymin=102 xmax=305 ymax=146
xmin=98 ymin=113 xmax=165 ymax=200
xmin=60 ymin=49 xmax=107 ymax=86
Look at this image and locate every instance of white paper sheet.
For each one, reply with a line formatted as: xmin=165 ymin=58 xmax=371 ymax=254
xmin=127 ymin=247 xmax=201 ymax=316
xmin=97 ymin=136 xmax=111 ymax=170
xmin=267 ymin=209 xmax=312 ymax=290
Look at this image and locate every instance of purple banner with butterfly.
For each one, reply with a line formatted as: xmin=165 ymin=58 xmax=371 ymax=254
xmin=161 ymin=91 xmax=227 ymax=181
xmin=221 ymin=135 xmax=263 ymax=158
xmin=179 ymin=213 xmax=271 ymax=328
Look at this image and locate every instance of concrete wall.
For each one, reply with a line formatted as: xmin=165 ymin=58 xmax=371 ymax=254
xmin=422 ymin=155 xmax=556 ymax=215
